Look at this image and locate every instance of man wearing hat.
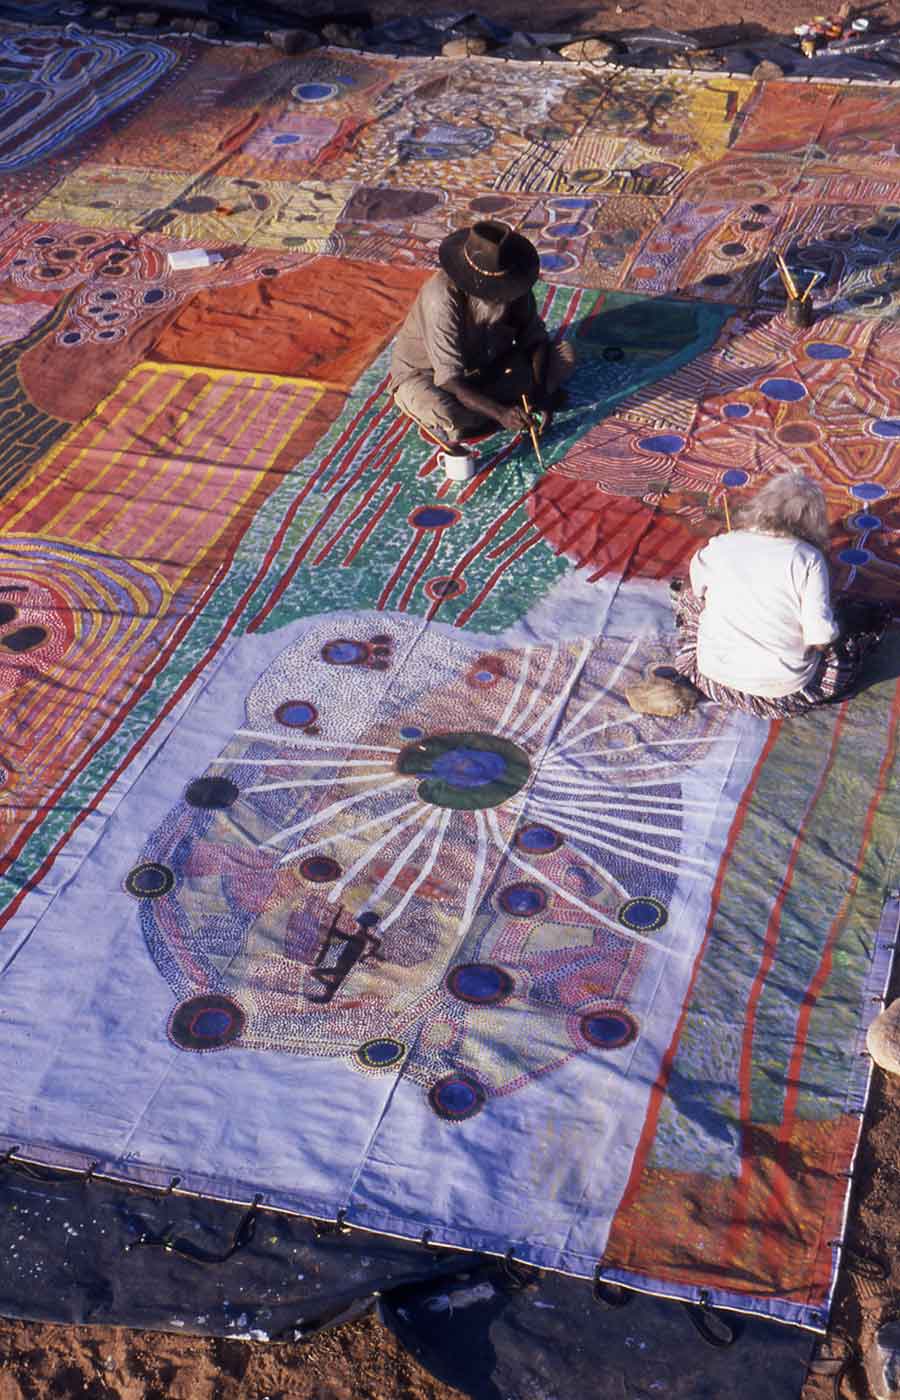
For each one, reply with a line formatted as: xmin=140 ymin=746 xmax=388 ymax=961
xmin=390 ymin=220 xmax=575 ymax=448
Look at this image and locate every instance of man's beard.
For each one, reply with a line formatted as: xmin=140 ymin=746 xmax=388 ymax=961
xmin=468 ymin=295 xmax=506 ymax=326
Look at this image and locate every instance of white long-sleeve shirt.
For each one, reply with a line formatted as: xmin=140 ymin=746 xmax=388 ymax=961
xmin=689 ymin=530 xmax=839 ymax=698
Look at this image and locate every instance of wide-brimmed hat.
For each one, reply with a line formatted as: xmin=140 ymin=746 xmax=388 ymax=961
xmin=439 ymin=220 xmax=540 ymax=303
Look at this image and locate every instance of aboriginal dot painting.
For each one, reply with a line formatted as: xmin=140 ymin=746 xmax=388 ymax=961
xmin=0 ymin=30 xmax=897 ymax=1335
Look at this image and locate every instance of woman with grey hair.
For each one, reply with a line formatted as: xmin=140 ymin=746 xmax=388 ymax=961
xmin=673 ymin=472 xmax=887 ymax=719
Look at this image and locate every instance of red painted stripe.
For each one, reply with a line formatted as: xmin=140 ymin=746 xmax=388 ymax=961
xmin=248 ymin=414 xmax=406 ymax=630
xmin=723 ymin=705 xmax=849 ymax=1261
xmin=342 ymin=480 xmax=403 ymax=566
xmin=378 ymin=530 xmax=422 ymax=610
xmin=486 ymin=518 xmax=536 ymax=560
xmin=612 ymin=723 xmax=783 ymax=1218
xmin=398 ymin=531 xmax=441 ymax=610
xmin=312 ymin=451 xmax=402 ymax=567
xmin=767 ymin=680 xmax=900 ymax=1244
xmin=454 ymin=533 xmax=542 ymax=627
xmin=425 ymin=490 xmax=532 ymax=621
xmin=322 ymin=396 xmax=393 ymax=492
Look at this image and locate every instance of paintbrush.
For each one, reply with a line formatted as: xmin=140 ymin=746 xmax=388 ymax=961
xmin=774 ymin=250 xmax=800 ymax=301
xmin=521 ymin=394 xmax=545 ymax=469
xmin=800 ymin=270 xmax=824 ymax=302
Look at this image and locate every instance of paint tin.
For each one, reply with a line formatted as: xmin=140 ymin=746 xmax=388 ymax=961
xmin=439 ymin=450 xmax=478 ymax=482
xmin=785 ymin=297 xmax=814 ymax=329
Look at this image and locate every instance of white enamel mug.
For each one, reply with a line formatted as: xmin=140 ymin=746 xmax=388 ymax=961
xmin=439 ymin=450 xmax=477 ymax=481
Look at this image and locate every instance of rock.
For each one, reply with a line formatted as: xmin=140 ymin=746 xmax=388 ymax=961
xmin=321 ymin=21 xmax=365 ymax=47
xmin=265 ymin=27 xmax=318 ymax=53
xmin=625 ymin=677 xmax=699 ymax=718
xmin=866 ymin=999 xmax=900 ymax=1073
xmin=866 ymin=1321 xmax=900 ymax=1399
xmin=752 ymin=59 xmax=786 ymax=79
xmin=441 ymin=36 xmax=489 ymax=56
xmin=669 ymin=52 xmax=693 ymax=67
xmin=558 ymin=37 xmax=618 ymax=61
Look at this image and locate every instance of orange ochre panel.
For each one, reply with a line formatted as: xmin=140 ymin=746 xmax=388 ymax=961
xmin=150 ymin=255 xmax=430 ymax=386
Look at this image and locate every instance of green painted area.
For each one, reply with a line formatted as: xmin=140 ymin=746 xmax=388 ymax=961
xmin=396 ymin=732 xmax=531 ymax=811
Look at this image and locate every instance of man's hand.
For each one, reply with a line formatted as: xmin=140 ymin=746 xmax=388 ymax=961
xmin=498 ymin=403 xmax=529 ymax=434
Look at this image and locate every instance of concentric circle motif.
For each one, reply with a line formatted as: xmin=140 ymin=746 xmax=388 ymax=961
xmin=275 ymin=699 xmax=318 ymax=727
xmin=540 ymin=251 xmax=578 ymax=274
xmin=870 ymin=419 xmax=900 ymax=440
xmin=839 ymin=547 xmax=870 ymax=566
xmin=408 ymin=505 xmax=461 ymax=531
xmin=299 ymin=855 xmax=342 ymax=883
xmin=354 ymin=1038 xmax=406 ymax=1071
xmin=185 ymin=776 xmax=239 ymax=810
xmin=721 ymin=469 xmax=749 ymax=487
xmin=498 ymin=882 xmax=548 ymax=918
xmin=169 ymin=995 xmax=245 ymax=1052
xmin=514 ymin=823 xmax=562 ymax=855
xmin=321 ymin=638 xmax=369 ymax=665
xmin=125 ymin=862 xmax=175 ymax=899
xmin=579 ymin=1009 xmax=638 ymax=1051
xmin=397 ymin=732 xmax=530 ymax=811
xmin=424 ymin=575 xmax=466 ymax=602
xmin=723 ymin=404 xmax=750 ymax=420
xmin=446 ymin=963 xmax=514 ymax=1006
xmin=775 ymin=423 xmax=820 ymax=447
xmin=428 ymin=1073 xmax=486 ymax=1121
xmin=618 ymin=897 xmax=668 ymax=932
xmin=850 ymin=482 xmax=886 ymax=500
xmin=852 ymin=513 xmax=881 ymax=531
xmin=759 ymin=378 xmax=807 ymax=402
xmin=400 ymin=725 xmax=424 ymax=739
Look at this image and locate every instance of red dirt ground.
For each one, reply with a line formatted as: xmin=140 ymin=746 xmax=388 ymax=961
xmin=2 ymin=1 xmax=900 ymax=1397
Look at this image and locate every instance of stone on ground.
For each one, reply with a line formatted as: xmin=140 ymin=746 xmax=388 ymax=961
xmin=866 ymin=999 xmax=900 ymax=1074
xmin=625 ymin=677 xmax=698 ymax=718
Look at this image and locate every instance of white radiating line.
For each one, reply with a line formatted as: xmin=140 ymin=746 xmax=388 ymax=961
xmin=518 ymin=638 xmax=592 ymax=746
xmin=533 ymin=789 xmax=715 ymax=816
xmin=505 ymin=645 xmax=558 ymax=738
xmin=544 ymin=755 xmax=722 ymax=778
xmin=485 ymin=811 xmax=667 ymax=951
xmin=378 ymin=809 xmax=452 ymax=933
xmin=517 ymin=805 xmax=704 ymax=883
xmin=329 ymin=805 xmax=428 ymax=902
xmin=459 ymin=809 xmax=491 ymax=937
xmin=527 ymin=802 xmax=713 ymax=874
xmin=243 ymin=774 xmax=390 ymax=794
xmin=554 ymin=635 xmax=643 ymax=746
xmin=548 ymin=734 xmax=734 ymax=766
xmin=496 ymin=647 xmax=535 ymax=735
xmin=265 ymin=775 xmax=408 ymax=848
xmin=541 ymin=831 xmax=631 ymax=900
xmin=529 ymin=801 xmax=689 ymax=843
xmin=362 ymin=809 xmax=441 ymax=910
xmin=278 ymin=798 xmax=422 ymax=865
xmin=222 ymin=757 xmax=395 ymax=770
xmin=235 ymin=729 xmax=401 ymax=754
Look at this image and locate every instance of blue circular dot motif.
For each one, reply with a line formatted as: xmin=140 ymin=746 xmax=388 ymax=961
xmin=638 ymin=433 xmax=686 ymax=455
xmin=429 ymin=1074 xmax=486 ymax=1121
xmin=580 ymin=1010 xmax=638 ymax=1050
xmin=806 ymin=342 xmax=851 ymax=360
xmin=839 ymin=548 xmax=871 ymax=565
xmin=871 ymin=419 xmax=900 ymax=439
xmin=618 ymin=897 xmax=668 ymax=932
xmin=355 ymin=1038 xmax=405 ymax=1070
xmin=722 ymin=469 xmax=749 ymax=487
xmin=447 ymin=963 xmax=513 ymax=1005
xmin=400 ymin=725 xmax=424 ymax=739
xmin=539 ymin=252 xmax=572 ymax=272
xmin=723 ymin=404 xmax=750 ymax=420
xmin=143 ymin=288 xmax=165 ymax=304
xmin=852 ymin=513 xmax=881 ymax=530
xmin=760 ymin=378 xmax=807 ymax=402
xmin=321 ymin=639 xmax=368 ymax=664
xmin=548 ymin=221 xmax=587 ymax=238
xmin=293 ymin=81 xmax=339 ymax=101
xmin=275 ymin=699 xmax=317 ymax=727
xmin=273 ymin=133 xmax=300 ymax=145
xmin=432 ymin=747 xmax=507 ymax=788
xmin=409 ymin=505 xmax=459 ymax=530
xmin=515 ymin=824 xmax=561 ymax=854
xmin=850 ymin=482 xmax=887 ymax=501
xmin=125 ymin=862 xmax=174 ymax=898
xmin=192 ymin=1008 xmax=232 ymax=1039
xmin=499 ymin=882 xmax=548 ymax=918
